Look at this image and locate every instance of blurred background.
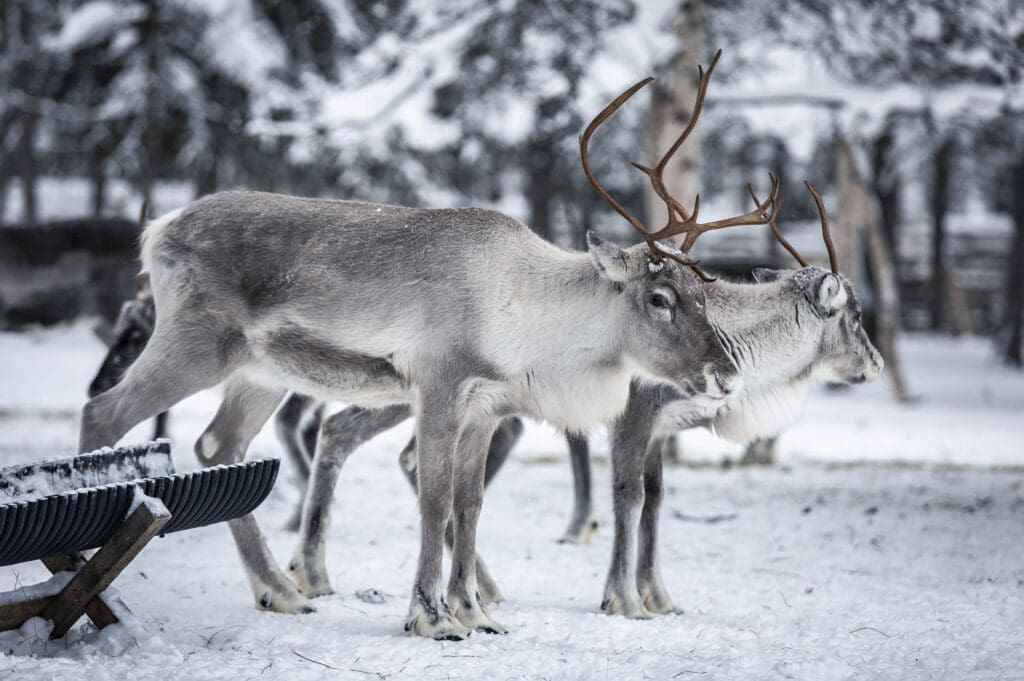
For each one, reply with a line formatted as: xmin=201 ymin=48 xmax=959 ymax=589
xmin=1 ymin=0 xmax=1022 ymax=385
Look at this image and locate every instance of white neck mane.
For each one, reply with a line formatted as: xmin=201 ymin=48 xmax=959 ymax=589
xmin=703 ymin=279 xmax=820 ymax=443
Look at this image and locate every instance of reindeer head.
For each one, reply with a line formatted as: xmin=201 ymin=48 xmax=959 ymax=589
xmin=752 ymin=266 xmax=883 ymax=385
xmin=586 ymin=232 xmax=739 ymax=399
xmin=749 ymin=181 xmax=884 ymax=386
xmin=580 ymin=49 xmax=787 ymax=401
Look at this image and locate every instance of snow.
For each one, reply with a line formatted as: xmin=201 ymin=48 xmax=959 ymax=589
xmin=0 ymin=571 xmax=73 ymax=608
xmin=0 ymin=444 xmax=174 ymax=504
xmin=0 ymin=322 xmax=1022 ymax=679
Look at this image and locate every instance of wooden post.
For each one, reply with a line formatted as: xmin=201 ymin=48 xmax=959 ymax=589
xmin=41 ymin=553 xmax=122 ymax=629
xmin=42 ymin=495 xmax=170 ymax=639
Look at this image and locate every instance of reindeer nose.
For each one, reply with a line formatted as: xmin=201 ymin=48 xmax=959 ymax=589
xmin=704 ymin=366 xmax=742 ymax=400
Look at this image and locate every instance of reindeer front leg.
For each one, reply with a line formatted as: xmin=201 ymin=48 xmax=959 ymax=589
xmin=636 ymin=436 xmax=682 ymax=614
xmin=602 ymin=385 xmax=666 ymax=619
xmin=602 ymin=436 xmax=652 ymax=619
xmin=447 ymin=417 xmax=506 ymax=634
xmin=397 ymin=419 xmax=521 ymax=606
xmin=406 ymin=385 xmax=469 ymax=640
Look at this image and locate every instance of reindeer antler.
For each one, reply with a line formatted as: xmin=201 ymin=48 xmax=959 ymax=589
xmin=749 ymin=181 xmax=839 ymax=273
xmin=803 ymin=180 xmax=839 ymax=274
xmin=580 ymin=49 xmax=780 ymax=282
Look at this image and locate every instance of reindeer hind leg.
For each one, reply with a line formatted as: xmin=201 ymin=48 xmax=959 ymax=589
xmin=194 ymin=377 xmax=312 ymax=614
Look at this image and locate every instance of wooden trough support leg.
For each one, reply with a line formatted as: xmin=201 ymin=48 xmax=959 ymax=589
xmin=41 ymin=495 xmax=171 ymax=639
xmin=41 ymin=553 xmax=123 ymax=629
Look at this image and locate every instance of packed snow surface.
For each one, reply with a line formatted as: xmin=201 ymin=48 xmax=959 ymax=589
xmin=0 ymin=322 xmax=1021 ymax=679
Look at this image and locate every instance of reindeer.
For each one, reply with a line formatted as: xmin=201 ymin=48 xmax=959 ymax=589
xmin=288 ymin=50 xmax=883 ymax=621
xmin=282 ymin=51 xmax=783 ymax=619
xmin=78 ymin=50 xmax=785 ymax=638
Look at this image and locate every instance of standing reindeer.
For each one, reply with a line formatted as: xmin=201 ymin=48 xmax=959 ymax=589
xmin=283 ymin=50 xmax=782 ymax=621
xmin=79 ymin=48 xmax=786 ymax=637
xmin=287 ymin=50 xmax=882 ymax=620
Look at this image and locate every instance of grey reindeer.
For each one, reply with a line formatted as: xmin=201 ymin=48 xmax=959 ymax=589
xmin=282 ymin=51 xmax=784 ymax=619
xmin=78 ymin=51 xmax=785 ymax=636
xmin=286 ymin=51 xmax=882 ymax=620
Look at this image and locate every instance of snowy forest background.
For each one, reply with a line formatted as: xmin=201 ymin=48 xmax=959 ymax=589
xmin=1 ymin=0 xmax=1023 ymax=366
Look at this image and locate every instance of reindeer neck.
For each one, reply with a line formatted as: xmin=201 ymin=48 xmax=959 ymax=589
xmin=707 ymin=279 xmax=817 ymax=390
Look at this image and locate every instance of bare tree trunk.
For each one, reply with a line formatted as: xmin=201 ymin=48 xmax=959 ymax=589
xmin=644 ymin=0 xmax=703 ymax=227
xmin=526 ymin=136 xmax=553 ymax=242
xmin=1002 ymin=156 xmax=1024 ymax=366
xmin=195 ymin=155 xmax=218 ymax=198
xmin=930 ymin=137 xmax=952 ymax=331
xmin=840 ymin=137 xmax=911 ymax=400
xmin=16 ymin=107 xmax=38 ymax=223
xmin=870 ymin=118 xmax=900 ymax=253
xmin=0 ymin=158 xmax=8 ymax=223
xmin=835 ymin=135 xmax=865 ymax=288
xmin=139 ymin=0 xmax=160 ymax=208
xmin=91 ymin=147 xmax=107 ymax=216
xmin=861 ymin=185 xmax=912 ymax=400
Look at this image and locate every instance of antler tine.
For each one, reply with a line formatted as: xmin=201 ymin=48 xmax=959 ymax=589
xmin=803 ymin=180 xmax=839 ymax=273
xmin=579 ymin=77 xmax=657 ymax=250
xmin=579 ymin=49 xmax=744 ymax=281
xmin=748 ymin=184 xmax=808 ymax=267
xmin=630 ymin=48 xmax=724 ymax=225
xmin=652 ymin=173 xmax=781 ymax=256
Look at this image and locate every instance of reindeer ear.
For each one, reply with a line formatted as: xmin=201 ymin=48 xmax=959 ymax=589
xmin=751 ymin=268 xmax=784 ymax=283
xmin=814 ymin=273 xmax=848 ymax=316
xmin=587 ymin=231 xmax=645 ymax=282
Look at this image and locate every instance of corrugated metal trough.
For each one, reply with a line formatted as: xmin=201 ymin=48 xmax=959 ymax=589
xmin=0 ymin=441 xmax=279 ymax=567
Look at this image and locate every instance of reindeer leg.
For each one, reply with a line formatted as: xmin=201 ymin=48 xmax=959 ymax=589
xmin=636 ymin=436 xmax=681 ymax=614
xmin=559 ymin=432 xmax=597 ymax=544
xmin=289 ymin=404 xmax=411 ymax=596
xmin=405 ymin=384 xmax=469 ymax=640
xmin=193 ymin=377 xmax=312 ymax=614
xmin=602 ymin=388 xmax=661 ymax=619
xmin=398 ymin=416 xmax=522 ymax=605
xmin=276 ymin=393 xmax=319 ymax=532
xmin=448 ymin=417 xmax=506 ymax=634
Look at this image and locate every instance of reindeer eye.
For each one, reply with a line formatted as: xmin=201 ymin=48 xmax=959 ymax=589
xmin=649 ymin=293 xmax=668 ymax=308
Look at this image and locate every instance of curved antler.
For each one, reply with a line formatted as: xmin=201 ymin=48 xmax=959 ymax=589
xmin=630 ymin=49 xmax=723 ymax=225
xmin=749 ymin=181 xmax=840 ymax=273
xmin=803 ymin=180 xmax=839 ymax=274
xmin=579 ymin=77 xmax=660 ymax=250
xmin=579 ymin=49 xmax=781 ymax=283
xmin=748 ymin=184 xmax=807 ymax=267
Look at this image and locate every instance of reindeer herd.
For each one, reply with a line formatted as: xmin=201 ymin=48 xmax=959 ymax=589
xmin=79 ymin=51 xmax=882 ymax=640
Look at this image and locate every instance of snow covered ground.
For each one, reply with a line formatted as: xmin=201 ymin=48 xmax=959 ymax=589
xmin=0 ymin=323 xmax=1022 ymax=680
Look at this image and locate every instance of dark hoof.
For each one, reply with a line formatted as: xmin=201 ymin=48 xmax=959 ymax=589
xmin=477 ymin=625 xmax=508 ymax=635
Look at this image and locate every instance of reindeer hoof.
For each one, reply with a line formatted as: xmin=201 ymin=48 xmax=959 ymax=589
xmin=639 ymin=583 xmax=682 ymax=614
xmin=558 ymin=517 xmax=598 ymax=545
xmin=287 ymin=556 xmax=334 ymax=598
xmin=256 ymin=587 xmax=315 ymax=614
xmin=451 ymin=597 xmax=507 ymax=635
xmin=406 ymin=608 xmax=471 ymax=641
xmin=601 ymin=594 xmax=653 ymax=619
